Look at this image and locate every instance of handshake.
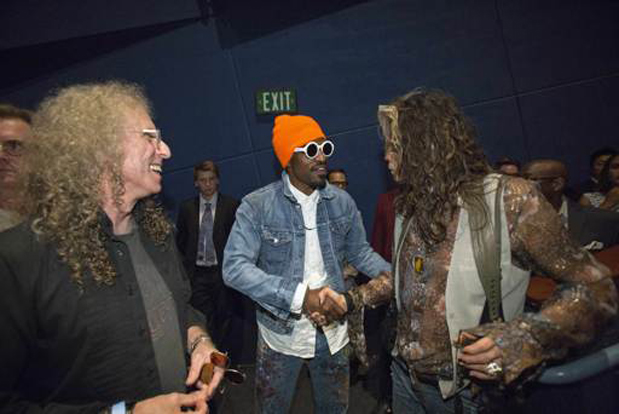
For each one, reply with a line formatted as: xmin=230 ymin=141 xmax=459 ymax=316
xmin=302 ymin=286 xmax=348 ymax=327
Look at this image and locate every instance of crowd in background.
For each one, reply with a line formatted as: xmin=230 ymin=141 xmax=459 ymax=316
xmin=1 ymin=85 xmax=618 ymax=414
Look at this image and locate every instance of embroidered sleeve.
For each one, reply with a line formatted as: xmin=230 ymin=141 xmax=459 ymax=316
xmin=466 ymin=178 xmax=617 ymax=384
xmin=345 ymin=271 xmax=393 ymax=371
xmin=349 ymin=271 xmax=394 ymax=310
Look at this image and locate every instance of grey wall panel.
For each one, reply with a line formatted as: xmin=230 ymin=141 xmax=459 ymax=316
xmin=231 ymin=0 xmax=513 ymax=153
xmin=499 ymin=0 xmax=619 ymax=92
xmin=254 ymin=149 xmax=285 ymax=189
xmin=0 ymin=0 xmax=201 ymax=50
xmin=465 ymin=97 xmax=529 ymax=165
xmin=1 ymin=23 xmax=253 ymax=173
xmin=519 ymin=75 xmax=619 ymax=183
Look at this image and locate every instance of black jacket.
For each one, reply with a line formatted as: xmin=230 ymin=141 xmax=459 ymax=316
xmin=567 ymin=199 xmax=619 ymax=248
xmin=0 ymin=213 xmax=205 ymax=413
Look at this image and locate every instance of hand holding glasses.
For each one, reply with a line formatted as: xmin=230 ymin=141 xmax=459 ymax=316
xmin=200 ymin=350 xmax=246 ymax=386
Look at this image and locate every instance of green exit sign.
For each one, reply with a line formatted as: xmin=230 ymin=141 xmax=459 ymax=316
xmin=255 ymin=88 xmax=297 ymax=115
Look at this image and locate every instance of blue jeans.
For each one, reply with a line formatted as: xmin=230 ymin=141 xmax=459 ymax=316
xmin=255 ymin=329 xmax=349 ymax=414
xmin=391 ymin=357 xmax=479 ymax=414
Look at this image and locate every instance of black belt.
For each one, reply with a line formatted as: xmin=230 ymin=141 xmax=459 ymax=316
xmin=413 ymin=372 xmax=441 ymax=386
xmin=397 ymin=357 xmax=443 ymax=387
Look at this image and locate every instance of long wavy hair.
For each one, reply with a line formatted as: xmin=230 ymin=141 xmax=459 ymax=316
xmin=20 ymin=81 xmax=172 ymax=289
xmin=599 ymin=153 xmax=619 ymax=193
xmin=378 ymin=88 xmax=491 ymax=247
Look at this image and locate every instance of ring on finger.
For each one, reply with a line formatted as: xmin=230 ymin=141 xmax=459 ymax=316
xmin=485 ymin=361 xmax=503 ymax=376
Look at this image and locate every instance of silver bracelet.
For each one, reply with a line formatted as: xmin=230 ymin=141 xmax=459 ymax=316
xmin=189 ymin=334 xmax=210 ymax=354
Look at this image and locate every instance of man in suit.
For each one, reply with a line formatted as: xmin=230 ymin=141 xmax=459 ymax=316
xmin=176 ymin=160 xmax=240 ymax=349
xmin=523 ymin=159 xmax=619 ymax=249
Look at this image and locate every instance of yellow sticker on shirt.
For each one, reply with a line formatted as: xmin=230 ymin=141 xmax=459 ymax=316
xmin=414 ymin=256 xmax=424 ymax=273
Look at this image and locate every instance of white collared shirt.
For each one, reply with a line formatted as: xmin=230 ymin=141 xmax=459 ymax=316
xmin=258 ymin=176 xmax=348 ymax=358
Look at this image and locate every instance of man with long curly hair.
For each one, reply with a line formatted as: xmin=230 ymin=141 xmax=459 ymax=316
xmin=323 ymin=88 xmax=617 ymax=413
xmin=0 ymin=81 xmax=223 ymax=413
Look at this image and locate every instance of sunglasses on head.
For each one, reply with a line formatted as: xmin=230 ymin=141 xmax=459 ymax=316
xmin=294 ymin=140 xmax=335 ymax=159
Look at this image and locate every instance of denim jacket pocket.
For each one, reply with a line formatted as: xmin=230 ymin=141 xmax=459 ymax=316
xmin=329 ymin=218 xmax=351 ymax=254
xmin=258 ymin=227 xmax=293 ymax=273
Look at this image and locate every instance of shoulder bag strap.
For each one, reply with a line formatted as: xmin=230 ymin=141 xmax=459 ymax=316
xmin=469 ymin=177 xmax=505 ymax=322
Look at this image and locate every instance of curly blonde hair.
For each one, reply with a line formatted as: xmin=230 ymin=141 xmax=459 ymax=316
xmin=378 ymin=88 xmax=491 ymax=247
xmin=21 ymin=81 xmax=172 ymax=288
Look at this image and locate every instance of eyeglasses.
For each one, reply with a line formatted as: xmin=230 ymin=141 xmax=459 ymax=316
xmin=0 ymin=140 xmax=25 ymax=157
xmin=293 ymin=140 xmax=335 ymax=159
xmin=128 ymin=128 xmax=163 ymax=147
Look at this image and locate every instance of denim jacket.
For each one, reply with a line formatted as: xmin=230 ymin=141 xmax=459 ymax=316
xmin=223 ymin=173 xmax=390 ymax=334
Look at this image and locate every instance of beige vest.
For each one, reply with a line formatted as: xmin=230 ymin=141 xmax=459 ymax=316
xmin=393 ymin=175 xmax=530 ymax=398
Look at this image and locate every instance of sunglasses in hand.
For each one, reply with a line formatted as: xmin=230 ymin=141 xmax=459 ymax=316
xmin=200 ymin=350 xmax=246 ymax=386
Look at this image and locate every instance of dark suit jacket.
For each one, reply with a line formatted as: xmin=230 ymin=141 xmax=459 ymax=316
xmin=176 ymin=193 xmax=240 ymax=276
xmin=567 ymin=199 xmax=619 ymax=248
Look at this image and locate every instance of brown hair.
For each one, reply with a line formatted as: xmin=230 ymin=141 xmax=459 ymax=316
xmin=0 ymin=103 xmax=32 ymax=124
xmin=194 ymin=160 xmax=219 ymax=180
xmin=378 ymin=88 xmax=491 ymax=247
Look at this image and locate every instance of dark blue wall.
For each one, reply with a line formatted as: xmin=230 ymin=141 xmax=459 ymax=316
xmin=2 ymin=0 xmax=618 ymax=232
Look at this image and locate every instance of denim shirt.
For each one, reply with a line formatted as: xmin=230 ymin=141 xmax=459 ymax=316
xmin=223 ymin=172 xmax=390 ymax=334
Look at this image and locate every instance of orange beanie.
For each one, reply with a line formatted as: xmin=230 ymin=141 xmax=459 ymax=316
xmin=272 ymin=115 xmax=326 ymax=168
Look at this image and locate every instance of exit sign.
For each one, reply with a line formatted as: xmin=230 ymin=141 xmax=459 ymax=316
xmin=255 ymin=88 xmax=297 ymax=115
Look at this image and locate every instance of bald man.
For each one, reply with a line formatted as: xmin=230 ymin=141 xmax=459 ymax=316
xmin=523 ymin=159 xmax=619 ymax=249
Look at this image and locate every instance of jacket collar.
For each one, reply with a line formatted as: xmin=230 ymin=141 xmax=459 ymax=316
xmin=98 ymin=199 xmax=149 ymax=240
xmin=280 ymin=171 xmax=335 ymax=203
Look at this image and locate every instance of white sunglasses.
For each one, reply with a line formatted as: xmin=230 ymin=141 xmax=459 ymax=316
xmin=293 ymin=140 xmax=335 ymax=159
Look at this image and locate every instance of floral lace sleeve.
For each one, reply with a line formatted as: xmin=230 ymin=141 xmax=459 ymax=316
xmin=349 ymin=271 xmax=394 ymax=310
xmin=346 ymin=271 xmax=394 ymax=370
xmin=467 ymin=178 xmax=617 ymax=384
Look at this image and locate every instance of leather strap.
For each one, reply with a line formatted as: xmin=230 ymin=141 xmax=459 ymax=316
xmin=469 ymin=177 xmax=504 ymax=322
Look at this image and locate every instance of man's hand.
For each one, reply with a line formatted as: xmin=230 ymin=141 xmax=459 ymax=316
xmin=457 ymin=332 xmax=503 ymax=381
xmin=304 ymin=287 xmax=348 ymax=326
xmin=133 ymin=391 xmax=208 ymax=414
xmin=303 ymin=287 xmax=324 ymax=315
xmin=304 ymin=287 xmax=330 ymax=326
xmin=318 ymin=287 xmax=347 ymax=319
xmin=186 ymin=342 xmax=225 ymax=400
